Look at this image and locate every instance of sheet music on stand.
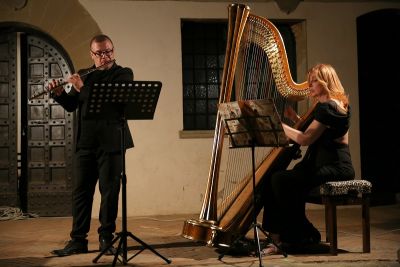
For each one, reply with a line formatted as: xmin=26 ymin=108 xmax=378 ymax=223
xmin=85 ymin=81 xmax=161 ymax=120
xmin=218 ymin=98 xmax=289 ymax=148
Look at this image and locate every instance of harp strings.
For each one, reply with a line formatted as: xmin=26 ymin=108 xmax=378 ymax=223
xmin=217 ymin=147 xmax=253 ymax=215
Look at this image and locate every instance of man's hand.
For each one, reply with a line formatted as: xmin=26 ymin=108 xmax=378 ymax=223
xmin=48 ymin=73 xmax=84 ymax=96
xmin=67 ymin=74 xmax=84 ymax=92
xmin=47 ymin=79 xmax=65 ymax=96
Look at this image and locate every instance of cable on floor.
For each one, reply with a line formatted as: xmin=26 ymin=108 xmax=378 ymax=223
xmin=0 ymin=206 xmax=39 ymax=221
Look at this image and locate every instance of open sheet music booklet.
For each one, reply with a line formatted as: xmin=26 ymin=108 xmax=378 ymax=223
xmin=218 ymin=99 xmax=289 ymax=148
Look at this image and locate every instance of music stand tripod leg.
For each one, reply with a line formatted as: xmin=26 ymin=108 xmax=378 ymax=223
xmin=250 ymin=143 xmax=264 ymax=267
xmin=253 ymin=223 xmax=263 ymax=266
xmin=92 ymin=234 xmax=121 ymax=263
xmin=126 ymin=232 xmax=172 ymax=263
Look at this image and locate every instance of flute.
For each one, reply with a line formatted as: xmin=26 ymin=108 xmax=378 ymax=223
xmin=29 ymin=59 xmax=116 ymax=100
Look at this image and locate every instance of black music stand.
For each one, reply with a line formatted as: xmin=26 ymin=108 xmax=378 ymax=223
xmin=218 ymin=99 xmax=288 ymax=267
xmin=89 ymin=81 xmax=171 ymax=266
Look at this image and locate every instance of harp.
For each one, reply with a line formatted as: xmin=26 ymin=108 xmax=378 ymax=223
xmin=182 ymin=4 xmax=313 ymax=247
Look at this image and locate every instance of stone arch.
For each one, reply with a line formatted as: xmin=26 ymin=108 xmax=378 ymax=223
xmin=0 ymin=0 xmax=101 ymax=70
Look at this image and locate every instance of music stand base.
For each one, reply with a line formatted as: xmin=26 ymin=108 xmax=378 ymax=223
xmin=218 ymin=223 xmax=287 ymax=265
xmin=93 ymin=230 xmax=171 ymax=266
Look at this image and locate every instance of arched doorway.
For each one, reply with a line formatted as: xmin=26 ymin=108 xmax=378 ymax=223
xmin=357 ymin=9 xmax=400 ymax=205
xmin=0 ymin=25 xmax=75 ymax=216
xmin=0 ymin=0 xmax=101 ymax=216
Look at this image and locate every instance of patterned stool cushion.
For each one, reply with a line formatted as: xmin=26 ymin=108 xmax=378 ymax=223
xmin=310 ymin=180 xmax=372 ymax=196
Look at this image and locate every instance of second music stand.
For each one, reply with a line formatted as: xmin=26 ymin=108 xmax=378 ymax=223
xmin=88 ymin=81 xmax=171 ymax=266
xmin=218 ymin=98 xmax=288 ymax=266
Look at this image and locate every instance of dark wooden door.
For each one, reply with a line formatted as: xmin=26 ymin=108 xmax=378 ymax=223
xmin=0 ymin=32 xmax=18 ymax=208
xmin=0 ymin=28 xmax=75 ymax=216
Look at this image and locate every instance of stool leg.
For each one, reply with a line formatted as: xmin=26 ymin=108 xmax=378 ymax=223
xmin=362 ymin=195 xmax=371 ymax=253
xmin=325 ymin=201 xmax=330 ymax=242
xmin=325 ymin=198 xmax=338 ymax=255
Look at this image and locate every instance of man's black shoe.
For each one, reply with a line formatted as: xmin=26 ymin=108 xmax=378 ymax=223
xmin=99 ymin=236 xmax=117 ymax=255
xmin=52 ymin=239 xmax=88 ymax=257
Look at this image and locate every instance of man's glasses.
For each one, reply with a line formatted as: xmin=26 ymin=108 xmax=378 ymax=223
xmin=91 ymin=49 xmax=113 ymax=58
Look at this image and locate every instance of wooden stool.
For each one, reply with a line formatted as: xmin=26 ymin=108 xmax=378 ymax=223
xmin=307 ymin=180 xmax=372 ymax=255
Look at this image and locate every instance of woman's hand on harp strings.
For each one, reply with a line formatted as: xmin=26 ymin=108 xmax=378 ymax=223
xmin=284 ymin=105 xmax=300 ymax=124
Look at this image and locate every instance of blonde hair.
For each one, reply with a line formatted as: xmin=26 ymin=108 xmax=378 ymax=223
xmin=308 ymin=64 xmax=349 ymax=109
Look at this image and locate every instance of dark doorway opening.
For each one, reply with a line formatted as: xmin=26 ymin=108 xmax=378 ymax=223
xmin=357 ymin=9 xmax=400 ymax=205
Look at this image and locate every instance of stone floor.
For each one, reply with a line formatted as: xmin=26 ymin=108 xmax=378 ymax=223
xmin=0 ymin=204 xmax=399 ymax=267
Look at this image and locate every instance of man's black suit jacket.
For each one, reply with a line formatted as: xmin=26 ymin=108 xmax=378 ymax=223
xmin=53 ymin=63 xmax=134 ymax=152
